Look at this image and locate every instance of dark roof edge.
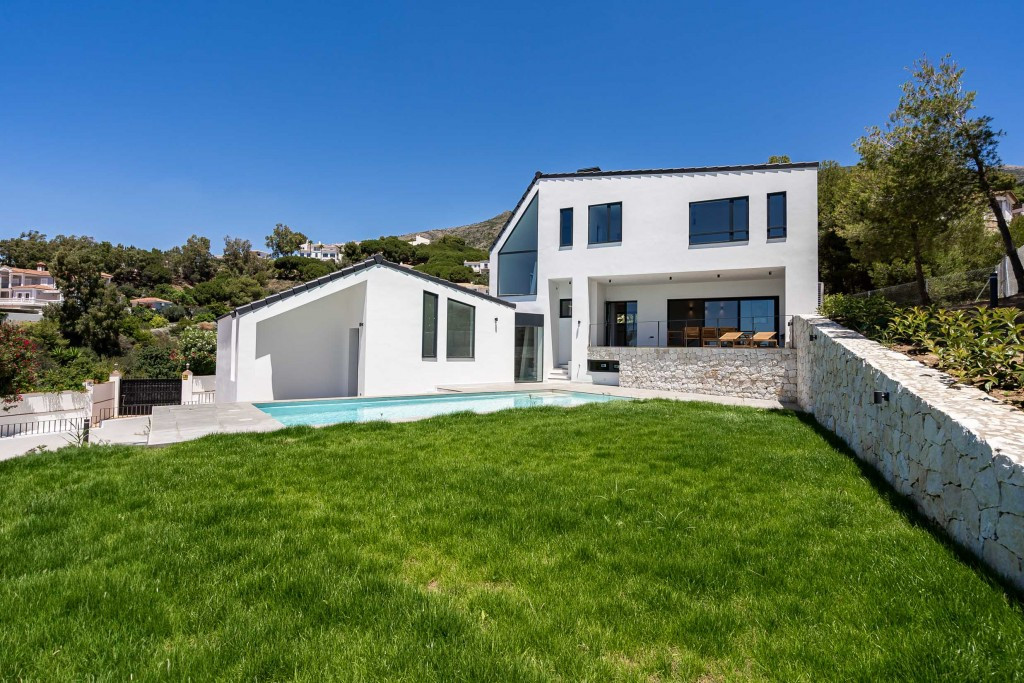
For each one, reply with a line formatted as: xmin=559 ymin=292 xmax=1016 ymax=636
xmin=538 ymin=161 xmax=819 ymax=180
xmin=218 ymin=254 xmax=513 ymax=322
xmin=488 ymin=162 xmax=819 ymax=251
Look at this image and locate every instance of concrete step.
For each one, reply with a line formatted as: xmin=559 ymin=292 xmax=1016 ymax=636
xmin=546 ymin=368 xmax=570 ymax=382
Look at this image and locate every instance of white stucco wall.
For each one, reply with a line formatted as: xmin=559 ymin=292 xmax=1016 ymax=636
xmin=361 ymin=267 xmax=515 ymax=396
xmin=490 ymin=166 xmax=819 ymax=382
xmin=217 ymin=264 xmax=515 ymax=403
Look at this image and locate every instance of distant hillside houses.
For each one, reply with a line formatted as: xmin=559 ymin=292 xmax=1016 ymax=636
xmin=0 ymin=262 xmax=113 ymax=320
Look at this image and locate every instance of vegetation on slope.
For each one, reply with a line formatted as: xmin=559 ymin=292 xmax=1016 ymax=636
xmin=1 ymin=401 xmax=1021 ymax=680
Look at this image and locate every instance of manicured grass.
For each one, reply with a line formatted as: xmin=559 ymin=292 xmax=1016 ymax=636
xmin=1 ymin=400 xmax=1022 ymax=680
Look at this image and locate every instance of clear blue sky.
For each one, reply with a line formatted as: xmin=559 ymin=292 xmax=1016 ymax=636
xmin=2 ymin=0 xmax=1021 ymax=250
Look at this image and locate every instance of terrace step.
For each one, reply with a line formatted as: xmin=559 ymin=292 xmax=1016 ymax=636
xmin=547 ymin=368 xmax=570 ymax=382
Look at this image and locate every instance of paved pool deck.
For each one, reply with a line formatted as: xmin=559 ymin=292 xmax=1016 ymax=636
xmin=147 ymin=383 xmax=796 ymax=446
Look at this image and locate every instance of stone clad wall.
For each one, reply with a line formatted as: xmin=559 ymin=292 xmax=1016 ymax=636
xmin=588 ymin=346 xmax=797 ymax=403
xmin=794 ymin=315 xmax=1024 ymax=591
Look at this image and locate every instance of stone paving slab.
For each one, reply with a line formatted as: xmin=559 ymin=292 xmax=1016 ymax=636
xmin=148 ymin=402 xmax=284 ymax=446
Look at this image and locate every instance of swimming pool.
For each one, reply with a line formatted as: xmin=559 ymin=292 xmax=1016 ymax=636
xmin=254 ymin=390 xmax=628 ymax=426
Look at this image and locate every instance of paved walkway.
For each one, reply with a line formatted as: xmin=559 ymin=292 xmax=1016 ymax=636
xmin=148 ymin=402 xmax=284 ymax=446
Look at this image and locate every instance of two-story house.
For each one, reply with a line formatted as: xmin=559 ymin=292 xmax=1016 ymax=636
xmin=0 ymin=263 xmax=64 ymax=312
xmin=489 ymin=162 xmax=819 ymax=383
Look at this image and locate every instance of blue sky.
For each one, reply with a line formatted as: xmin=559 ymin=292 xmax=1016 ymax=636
xmin=1 ymin=0 xmax=1021 ymax=250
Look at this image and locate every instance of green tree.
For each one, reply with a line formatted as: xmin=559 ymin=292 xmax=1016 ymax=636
xmin=817 ymin=160 xmax=871 ymax=294
xmin=908 ymin=56 xmax=1024 ymax=293
xmin=171 ymin=235 xmax=217 ymax=284
xmin=50 ymin=246 xmax=128 ymax=355
xmin=841 ymin=58 xmax=978 ymax=304
xmin=265 ymin=223 xmax=308 ymax=257
xmin=0 ymin=230 xmax=52 ymax=268
xmin=223 ymin=236 xmax=270 ymax=280
xmin=767 ymin=155 xmax=792 ymax=164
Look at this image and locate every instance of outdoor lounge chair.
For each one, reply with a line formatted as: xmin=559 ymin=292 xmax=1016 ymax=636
xmin=714 ymin=331 xmax=744 ymax=347
xmin=749 ymin=331 xmax=778 ymax=347
xmin=700 ymin=327 xmax=719 ymax=345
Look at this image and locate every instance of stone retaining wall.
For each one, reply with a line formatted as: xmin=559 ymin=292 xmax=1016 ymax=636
xmin=588 ymin=346 xmax=797 ymax=403
xmin=794 ymin=315 xmax=1024 ymax=591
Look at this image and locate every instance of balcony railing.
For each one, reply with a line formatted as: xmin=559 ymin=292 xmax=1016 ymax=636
xmin=589 ymin=316 xmax=792 ymax=348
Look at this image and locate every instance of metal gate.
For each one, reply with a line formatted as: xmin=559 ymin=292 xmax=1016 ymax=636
xmin=119 ymin=379 xmax=181 ymax=415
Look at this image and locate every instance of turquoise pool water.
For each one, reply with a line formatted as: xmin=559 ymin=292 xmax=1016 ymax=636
xmin=254 ymin=390 xmax=628 ymax=426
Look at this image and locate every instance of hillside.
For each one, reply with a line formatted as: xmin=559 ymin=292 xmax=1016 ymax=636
xmin=398 ymin=211 xmax=511 ymax=251
xmin=1003 ymin=165 xmax=1024 ymax=187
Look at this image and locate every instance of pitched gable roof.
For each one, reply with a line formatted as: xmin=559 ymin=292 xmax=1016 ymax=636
xmin=219 ymin=253 xmax=514 ymax=321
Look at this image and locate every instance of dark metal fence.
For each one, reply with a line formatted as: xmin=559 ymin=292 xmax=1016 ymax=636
xmin=119 ymin=379 xmax=181 ymax=415
xmin=0 ymin=417 xmax=88 ymax=439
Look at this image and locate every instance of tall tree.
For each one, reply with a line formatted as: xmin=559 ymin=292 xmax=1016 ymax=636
xmin=171 ymin=235 xmax=217 ymax=284
xmin=817 ymin=160 xmax=870 ymax=294
xmin=906 ymin=57 xmax=1024 ymax=293
xmin=0 ymin=230 xmax=52 ymax=268
xmin=49 ymin=246 xmax=127 ymax=355
xmin=841 ymin=58 xmax=978 ymax=304
xmin=767 ymin=155 xmax=792 ymax=164
xmin=222 ymin=236 xmax=268 ymax=279
xmin=265 ymin=223 xmax=308 ymax=257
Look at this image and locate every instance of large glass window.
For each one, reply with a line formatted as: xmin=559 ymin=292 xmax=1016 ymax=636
xmin=689 ymin=197 xmax=749 ymax=245
xmin=497 ymin=195 xmax=538 ymax=296
xmin=559 ymin=208 xmax=573 ymax=247
xmin=446 ymin=299 xmax=475 ymax=359
xmin=588 ymin=202 xmax=622 ymax=244
xmin=421 ymin=291 xmax=438 ymax=358
xmin=767 ymin=192 xmax=787 ymax=239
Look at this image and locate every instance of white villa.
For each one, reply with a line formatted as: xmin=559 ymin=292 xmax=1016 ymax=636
xmin=491 ymin=162 xmax=819 ymax=382
xmin=216 ymin=161 xmax=819 ymax=400
xmin=297 ymin=241 xmax=342 ymax=261
xmin=0 ymin=263 xmax=62 ymax=312
xmin=464 ymin=260 xmax=490 ymax=274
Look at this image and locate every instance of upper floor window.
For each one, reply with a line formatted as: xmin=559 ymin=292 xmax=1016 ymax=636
xmin=559 ymin=208 xmax=573 ymax=247
xmin=767 ymin=192 xmax=787 ymax=239
xmin=497 ymin=194 xmax=538 ymax=296
xmin=588 ymin=202 xmax=622 ymax=244
xmin=689 ymin=197 xmax=749 ymax=245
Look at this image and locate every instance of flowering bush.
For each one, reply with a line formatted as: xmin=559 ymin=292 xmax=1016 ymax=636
xmin=176 ymin=327 xmax=216 ymax=375
xmin=0 ymin=322 xmax=41 ymax=407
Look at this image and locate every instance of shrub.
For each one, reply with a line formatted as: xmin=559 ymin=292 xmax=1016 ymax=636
xmin=124 ymin=344 xmax=180 ymax=379
xmin=163 ymin=305 xmax=188 ymax=322
xmin=819 ymin=294 xmax=897 ymax=338
xmin=0 ymin=322 xmax=41 ymax=406
xmin=149 ymin=314 xmax=169 ymax=329
xmin=178 ymin=327 xmax=216 ymax=375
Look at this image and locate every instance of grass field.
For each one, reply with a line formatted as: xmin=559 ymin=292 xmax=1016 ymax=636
xmin=1 ymin=400 xmax=1022 ymax=680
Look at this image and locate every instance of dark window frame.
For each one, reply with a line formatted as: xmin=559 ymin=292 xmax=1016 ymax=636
xmin=559 ymin=298 xmax=572 ymax=318
xmin=421 ymin=291 xmax=438 ymax=359
xmin=767 ymin=191 xmax=787 ymax=239
xmin=588 ymin=202 xmax=623 ymax=245
xmin=666 ymin=295 xmax=781 ymax=343
xmin=688 ymin=196 xmax=750 ymax=245
xmin=559 ymin=208 xmax=573 ymax=247
xmin=497 ymin=194 xmax=539 ymax=296
xmin=446 ymin=298 xmax=476 ymax=360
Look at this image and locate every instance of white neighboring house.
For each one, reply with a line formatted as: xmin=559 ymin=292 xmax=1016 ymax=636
xmin=464 ymin=260 xmax=490 ymax=274
xmin=489 ymin=162 xmax=820 ymax=383
xmin=408 ymin=234 xmax=432 ymax=246
xmin=297 ymin=241 xmax=342 ymax=261
xmin=0 ymin=263 xmax=62 ymax=313
xmin=985 ymin=191 xmax=1022 ymax=231
xmin=216 ymin=254 xmax=515 ymax=402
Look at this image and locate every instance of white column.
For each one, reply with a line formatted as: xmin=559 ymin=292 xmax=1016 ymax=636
xmin=181 ymin=368 xmax=194 ymax=405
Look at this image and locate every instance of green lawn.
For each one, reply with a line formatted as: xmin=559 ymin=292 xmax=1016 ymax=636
xmin=1 ymin=400 xmax=1022 ymax=681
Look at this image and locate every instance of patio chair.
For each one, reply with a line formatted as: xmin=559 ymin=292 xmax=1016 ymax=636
xmin=684 ymin=326 xmax=701 ymax=347
xmin=700 ymin=327 xmax=719 ymax=346
xmin=749 ymin=331 xmax=778 ymax=347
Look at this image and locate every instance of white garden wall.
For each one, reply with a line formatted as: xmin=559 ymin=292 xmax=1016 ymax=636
xmin=794 ymin=315 xmax=1024 ymax=591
